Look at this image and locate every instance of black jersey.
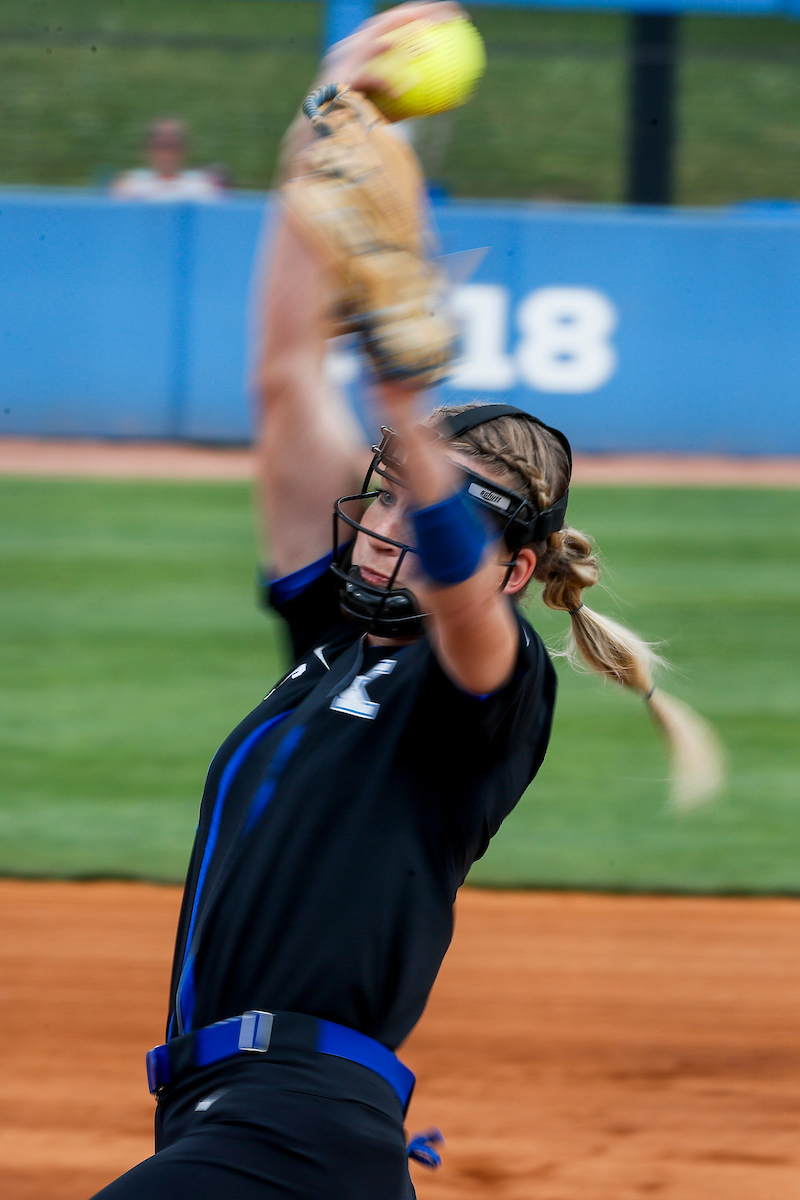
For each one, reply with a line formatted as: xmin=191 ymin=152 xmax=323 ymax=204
xmin=165 ymin=557 xmax=556 ymax=1052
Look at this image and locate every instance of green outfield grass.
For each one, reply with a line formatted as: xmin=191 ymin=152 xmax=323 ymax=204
xmin=4 ymin=0 xmax=800 ymax=203
xmin=1 ymin=477 xmax=798 ymax=891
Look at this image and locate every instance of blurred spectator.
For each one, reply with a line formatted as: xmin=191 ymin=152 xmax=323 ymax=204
xmin=112 ymin=119 xmax=222 ymax=202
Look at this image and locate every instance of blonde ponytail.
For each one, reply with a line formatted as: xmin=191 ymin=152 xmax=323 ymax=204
xmin=646 ymin=688 xmax=725 ymax=810
xmin=429 ymin=401 xmax=725 ymax=810
xmin=538 ymin=530 xmax=725 ymax=810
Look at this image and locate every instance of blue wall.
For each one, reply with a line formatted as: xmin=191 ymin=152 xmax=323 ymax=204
xmin=1 ymin=189 xmax=799 ymax=453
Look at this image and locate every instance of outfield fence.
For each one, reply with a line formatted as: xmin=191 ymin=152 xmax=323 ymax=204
xmin=1 ymin=189 xmax=799 ymax=453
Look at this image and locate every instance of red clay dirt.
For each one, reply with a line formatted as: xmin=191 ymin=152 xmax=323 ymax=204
xmin=2 ymin=436 xmax=800 ymax=487
xmin=1 ymin=882 xmax=798 ymax=1199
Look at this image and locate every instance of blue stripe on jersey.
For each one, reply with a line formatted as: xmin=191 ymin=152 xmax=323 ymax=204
xmin=243 ymin=723 xmax=306 ymax=834
xmin=176 ymin=708 xmax=292 ymax=1033
xmin=176 ymin=958 xmax=198 ymax=1036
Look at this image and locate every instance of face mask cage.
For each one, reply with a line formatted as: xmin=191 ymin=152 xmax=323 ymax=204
xmin=366 ymin=426 xmax=405 ymax=490
xmin=431 ymin=403 xmax=572 ymax=552
xmin=330 ymin=428 xmax=428 ymax=639
xmin=330 ymin=417 xmax=572 ymax=635
xmin=456 ymin=467 xmax=570 ymax=549
xmin=447 ymin=464 xmax=569 ymax=590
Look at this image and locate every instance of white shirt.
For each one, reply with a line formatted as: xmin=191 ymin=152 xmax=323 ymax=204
xmin=111 ymin=169 xmax=222 ymax=203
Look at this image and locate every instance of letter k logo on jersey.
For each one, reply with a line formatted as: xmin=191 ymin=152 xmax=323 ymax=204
xmin=330 ymin=659 xmax=397 ymax=720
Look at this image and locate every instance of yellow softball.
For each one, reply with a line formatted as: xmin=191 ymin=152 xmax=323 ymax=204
xmin=365 ymin=16 xmax=486 ymax=122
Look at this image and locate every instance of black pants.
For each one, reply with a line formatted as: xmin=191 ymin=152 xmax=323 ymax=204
xmin=91 ymin=1048 xmax=416 ymax=1199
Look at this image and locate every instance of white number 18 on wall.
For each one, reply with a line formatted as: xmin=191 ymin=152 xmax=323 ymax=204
xmin=449 ymin=284 xmax=618 ymax=394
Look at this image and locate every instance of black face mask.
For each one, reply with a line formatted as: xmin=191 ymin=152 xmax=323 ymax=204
xmin=433 ymin=403 xmax=572 ymax=545
xmin=330 ymin=405 xmax=572 ymax=640
xmin=331 ymin=428 xmax=427 ymax=639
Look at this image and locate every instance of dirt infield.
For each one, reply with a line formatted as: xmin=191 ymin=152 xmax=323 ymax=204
xmin=1 ymin=883 xmax=798 ymax=1199
xmin=2 ymin=436 xmax=800 ymax=486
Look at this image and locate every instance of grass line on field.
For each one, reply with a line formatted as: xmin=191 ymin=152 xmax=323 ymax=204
xmin=1 ymin=478 xmax=799 ymax=891
xmin=1 ymin=439 xmax=799 ymax=487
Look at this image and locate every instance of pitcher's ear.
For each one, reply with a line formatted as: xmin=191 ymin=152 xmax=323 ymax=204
xmin=503 ymin=547 xmax=536 ymax=595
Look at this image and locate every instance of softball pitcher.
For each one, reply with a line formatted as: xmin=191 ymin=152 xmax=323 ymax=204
xmin=92 ymin=5 xmax=720 ymax=1197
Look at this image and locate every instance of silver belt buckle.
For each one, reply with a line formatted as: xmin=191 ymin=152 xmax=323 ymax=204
xmin=237 ymin=1010 xmax=274 ymax=1053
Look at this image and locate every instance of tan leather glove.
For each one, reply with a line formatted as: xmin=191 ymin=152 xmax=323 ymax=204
xmin=281 ymin=84 xmax=457 ymax=388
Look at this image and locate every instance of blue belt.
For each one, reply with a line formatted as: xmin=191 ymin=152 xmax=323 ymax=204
xmin=146 ymin=1010 xmax=415 ymax=1111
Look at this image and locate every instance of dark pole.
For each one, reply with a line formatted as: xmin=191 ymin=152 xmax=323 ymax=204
xmin=626 ymin=13 xmax=679 ymax=205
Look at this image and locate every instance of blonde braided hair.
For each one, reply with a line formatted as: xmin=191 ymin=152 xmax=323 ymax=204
xmin=429 ymin=402 xmax=724 ymax=809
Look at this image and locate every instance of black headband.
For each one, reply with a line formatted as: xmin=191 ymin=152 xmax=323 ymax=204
xmin=431 ymin=403 xmax=572 ymax=542
xmin=432 ymin=403 xmax=573 ymax=478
